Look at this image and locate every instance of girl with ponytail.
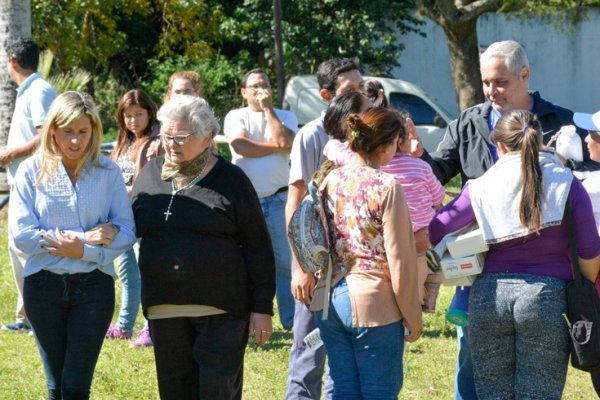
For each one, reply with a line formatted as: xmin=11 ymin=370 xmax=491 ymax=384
xmin=430 ymin=109 xmax=600 ymax=399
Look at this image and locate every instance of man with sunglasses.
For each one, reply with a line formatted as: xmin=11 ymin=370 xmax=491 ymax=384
xmin=224 ymin=68 xmax=298 ymax=332
xmin=417 ymin=40 xmax=600 ymax=400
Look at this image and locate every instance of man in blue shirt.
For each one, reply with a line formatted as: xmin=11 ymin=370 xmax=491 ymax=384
xmin=1 ymin=38 xmax=57 ymax=333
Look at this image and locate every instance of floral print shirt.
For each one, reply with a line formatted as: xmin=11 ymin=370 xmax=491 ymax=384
xmin=311 ymin=163 xmax=422 ymax=332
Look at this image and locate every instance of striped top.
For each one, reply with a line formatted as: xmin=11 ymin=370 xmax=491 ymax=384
xmin=382 ymin=153 xmax=445 ymax=231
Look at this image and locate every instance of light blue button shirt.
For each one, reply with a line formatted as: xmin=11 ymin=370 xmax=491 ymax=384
xmin=10 ymin=154 xmax=136 ymax=277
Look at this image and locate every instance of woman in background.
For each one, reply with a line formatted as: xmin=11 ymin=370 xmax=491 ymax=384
xmin=573 ymin=109 xmax=600 ymax=395
xmin=106 ymin=89 xmax=161 ymax=347
xmin=11 ymin=91 xmax=135 ymax=399
xmin=163 ymin=71 xmax=202 ymax=102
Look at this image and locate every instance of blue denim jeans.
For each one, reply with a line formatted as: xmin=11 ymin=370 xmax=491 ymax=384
xmin=315 ymin=279 xmax=405 ymax=399
xmin=260 ymin=191 xmax=294 ymax=329
xmin=24 ymin=269 xmax=115 ymax=400
xmin=114 ymin=242 xmax=141 ymax=332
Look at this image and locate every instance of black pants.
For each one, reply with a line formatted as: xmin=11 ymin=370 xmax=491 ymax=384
xmin=149 ymin=313 xmax=249 ymax=400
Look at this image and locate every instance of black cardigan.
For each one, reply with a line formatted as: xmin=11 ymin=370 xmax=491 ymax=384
xmin=131 ymin=156 xmax=275 ymax=319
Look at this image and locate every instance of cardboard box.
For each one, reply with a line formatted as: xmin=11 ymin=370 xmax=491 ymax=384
xmin=446 ymin=228 xmax=488 ymax=259
xmin=440 ymin=253 xmax=485 ymax=279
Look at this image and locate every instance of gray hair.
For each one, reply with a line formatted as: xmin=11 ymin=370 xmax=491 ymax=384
xmin=157 ymin=95 xmax=220 ymax=140
xmin=480 ymin=40 xmax=529 ymax=77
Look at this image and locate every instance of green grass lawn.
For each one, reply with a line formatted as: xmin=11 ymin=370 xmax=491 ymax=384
xmin=0 ymin=208 xmax=597 ymax=399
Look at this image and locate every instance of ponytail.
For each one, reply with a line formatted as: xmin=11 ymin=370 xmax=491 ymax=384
xmin=519 ymin=124 xmax=543 ymax=233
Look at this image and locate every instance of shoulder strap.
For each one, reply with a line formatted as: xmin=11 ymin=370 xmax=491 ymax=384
xmin=564 ymin=199 xmax=582 ymax=280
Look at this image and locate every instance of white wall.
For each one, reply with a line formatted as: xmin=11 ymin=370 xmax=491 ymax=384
xmin=394 ymin=9 xmax=600 ymax=117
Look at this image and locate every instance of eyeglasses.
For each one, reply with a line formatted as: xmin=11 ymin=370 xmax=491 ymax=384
xmin=159 ymin=132 xmax=195 ymax=146
xmin=245 ymin=84 xmax=271 ymax=91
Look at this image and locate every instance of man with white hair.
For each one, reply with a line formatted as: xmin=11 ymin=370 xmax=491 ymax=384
xmin=419 ymin=39 xmax=599 ymax=399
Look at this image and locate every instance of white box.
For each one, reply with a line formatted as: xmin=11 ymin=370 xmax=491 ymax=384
xmin=440 ymin=253 xmax=485 ymax=279
xmin=446 ymin=228 xmax=488 ymax=259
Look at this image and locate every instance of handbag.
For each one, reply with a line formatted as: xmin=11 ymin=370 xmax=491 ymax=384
xmin=563 ymin=199 xmax=600 ymax=371
xmin=287 ymin=178 xmax=334 ymax=319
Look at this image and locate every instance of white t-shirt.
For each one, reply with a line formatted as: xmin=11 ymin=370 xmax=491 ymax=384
xmin=224 ymin=107 xmax=297 ymax=198
xmin=7 ymin=72 xmax=57 ymax=183
xmin=583 ymin=174 xmax=600 ymax=232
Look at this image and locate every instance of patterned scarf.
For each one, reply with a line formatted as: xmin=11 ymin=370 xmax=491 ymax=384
xmin=160 ymin=148 xmax=213 ymax=190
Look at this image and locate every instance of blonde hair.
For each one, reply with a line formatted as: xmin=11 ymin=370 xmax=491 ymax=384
xmin=37 ymin=91 xmax=103 ymax=184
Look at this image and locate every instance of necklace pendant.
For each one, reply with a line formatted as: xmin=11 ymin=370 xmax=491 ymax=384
xmin=164 ymin=193 xmax=175 ymax=221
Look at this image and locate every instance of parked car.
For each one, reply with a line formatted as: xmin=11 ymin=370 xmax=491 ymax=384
xmin=282 ymin=75 xmax=455 ymax=152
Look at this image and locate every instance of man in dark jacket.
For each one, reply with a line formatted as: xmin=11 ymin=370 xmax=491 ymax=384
xmin=424 ymin=42 xmax=599 ymax=188
xmin=420 ymin=40 xmax=600 ymax=400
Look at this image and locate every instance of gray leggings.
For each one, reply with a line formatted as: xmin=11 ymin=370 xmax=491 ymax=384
xmin=469 ymin=273 xmax=569 ymax=400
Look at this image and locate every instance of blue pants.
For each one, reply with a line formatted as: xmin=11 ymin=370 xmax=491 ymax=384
xmin=114 ymin=243 xmax=141 ymax=332
xmin=260 ymin=191 xmax=294 ymax=329
xmin=315 ymin=279 xmax=405 ymax=400
xmin=285 ymin=299 xmax=333 ymax=399
xmin=469 ymin=273 xmax=569 ymax=399
xmin=24 ymin=269 xmax=115 ymax=400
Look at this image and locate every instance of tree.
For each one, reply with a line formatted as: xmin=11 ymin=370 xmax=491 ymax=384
xmin=221 ymin=0 xmax=422 ymax=77
xmin=0 ymin=0 xmax=31 ymax=190
xmin=414 ymin=0 xmax=502 ymax=112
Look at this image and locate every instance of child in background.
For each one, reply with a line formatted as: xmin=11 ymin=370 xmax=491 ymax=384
xmin=363 ymin=78 xmax=389 ymax=108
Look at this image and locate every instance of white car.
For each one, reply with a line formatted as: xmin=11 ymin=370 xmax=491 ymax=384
xmin=282 ymin=75 xmax=454 ymax=152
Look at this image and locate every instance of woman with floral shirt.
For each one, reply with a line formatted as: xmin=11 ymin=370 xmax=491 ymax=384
xmin=310 ymin=107 xmax=422 ymax=399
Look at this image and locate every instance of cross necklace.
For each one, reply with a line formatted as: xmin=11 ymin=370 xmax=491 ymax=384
xmin=163 ymin=156 xmax=212 ymax=221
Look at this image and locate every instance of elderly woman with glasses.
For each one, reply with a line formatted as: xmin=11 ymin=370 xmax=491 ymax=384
xmin=130 ymin=95 xmax=275 ymax=400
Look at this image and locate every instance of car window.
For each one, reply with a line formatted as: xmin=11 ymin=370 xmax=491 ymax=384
xmin=389 ymin=92 xmax=437 ymax=125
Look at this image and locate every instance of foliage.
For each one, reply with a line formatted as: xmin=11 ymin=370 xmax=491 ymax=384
xmin=143 ymin=53 xmax=251 ymax=122
xmin=32 ymin=0 xmax=152 ymax=74
xmin=92 ymin=74 xmax=128 ymax=143
xmin=221 ymin=0 xmax=423 ymax=77
xmin=155 ymin=0 xmax=225 ymax=61
xmin=500 ymin=0 xmax=600 ymax=28
xmin=38 ymin=50 xmax=91 ymax=93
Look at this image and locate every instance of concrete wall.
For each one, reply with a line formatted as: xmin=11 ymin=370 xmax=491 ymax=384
xmin=393 ymin=9 xmax=600 ymax=118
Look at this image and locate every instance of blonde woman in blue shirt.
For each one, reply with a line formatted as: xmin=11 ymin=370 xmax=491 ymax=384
xmin=9 ymin=91 xmax=136 ymax=400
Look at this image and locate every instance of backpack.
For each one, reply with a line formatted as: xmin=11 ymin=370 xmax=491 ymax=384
xmin=287 ymin=181 xmax=331 ymax=275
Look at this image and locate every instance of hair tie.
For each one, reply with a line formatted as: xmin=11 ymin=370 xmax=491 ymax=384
xmin=521 ymin=124 xmax=530 ymax=136
xmin=351 ymin=130 xmax=361 ymax=139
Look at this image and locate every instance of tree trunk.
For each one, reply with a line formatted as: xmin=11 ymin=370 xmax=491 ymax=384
xmin=0 ymin=0 xmax=31 ymax=192
xmin=442 ymin=19 xmax=485 ymax=112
